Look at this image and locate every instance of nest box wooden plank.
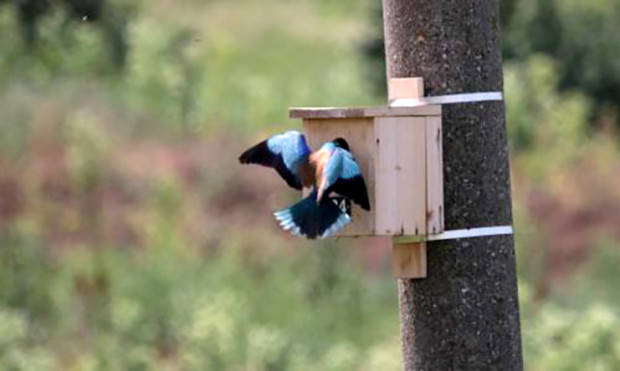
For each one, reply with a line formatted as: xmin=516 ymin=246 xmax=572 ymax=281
xmin=290 ymin=79 xmax=444 ymax=239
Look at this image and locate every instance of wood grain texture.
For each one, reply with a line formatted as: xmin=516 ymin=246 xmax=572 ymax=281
xmin=374 ymin=117 xmax=426 ymax=236
xmin=392 ymin=242 xmax=427 ymax=278
xmin=374 ymin=117 xmax=399 ymax=235
xmin=302 ymin=118 xmax=375 ymax=236
xmin=290 ymin=105 xmax=440 ymax=119
xmin=388 ymin=77 xmax=424 ymax=101
xmin=426 ymin=115 xmax=444 ymax=234
xmin=399 ymin=117 xmax=426 ymax=235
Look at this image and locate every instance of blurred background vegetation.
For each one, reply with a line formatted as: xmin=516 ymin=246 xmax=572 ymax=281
xmin=0 ymin=0 xmax=618 ymax=369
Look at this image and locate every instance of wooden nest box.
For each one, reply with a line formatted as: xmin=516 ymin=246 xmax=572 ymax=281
xmin=290 ymin=78 xmax=443 ymax=237
xmin=290 ymin=78 xmax=443 ymax=278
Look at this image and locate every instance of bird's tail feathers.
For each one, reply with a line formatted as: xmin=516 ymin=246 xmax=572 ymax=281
xmin=274 ymin=192 xmax=351 ymax=239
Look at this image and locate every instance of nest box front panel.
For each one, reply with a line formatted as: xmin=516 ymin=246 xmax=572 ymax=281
xmin=302 ymin=118 xmax=375 ymax=236
xmin=374 ymin=117 xmax=427 ymax=236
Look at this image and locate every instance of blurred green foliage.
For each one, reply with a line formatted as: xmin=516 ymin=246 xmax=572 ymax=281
xmin=502 ymin=0 xmax=620 ymax=123
xmin=0 ymin=0 xmax=377 ymax=136
xmin=0 ymin=0 xmax=618 ymax=370
xmin=504 ymin=55 xmax=589 ymax=157
xmin=0 ymin=214 xmax=401 ymax=369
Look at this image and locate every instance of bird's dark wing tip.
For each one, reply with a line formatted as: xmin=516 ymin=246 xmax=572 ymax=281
xmin=276 ymin=166 xmax=303 ymax=190
xmin=239 ymin=140 xmax=302 ymax=190
xmin=239 ymin=140 xmax=273 ymax=166
xmin=331 ymin=175 xmax=371 ymax=211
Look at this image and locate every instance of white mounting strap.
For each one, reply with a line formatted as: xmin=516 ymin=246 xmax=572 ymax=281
xmin=390 ymin=92 xmax=503 ymax=107
xmin=392 ymin=225 xmax=514 ymax=244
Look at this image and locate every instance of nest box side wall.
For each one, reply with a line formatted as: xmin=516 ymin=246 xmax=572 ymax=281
xmin=302 ymin=118 xmax=376 ymax=236
xmin=426 ymin=115 xmax=444 ymax=234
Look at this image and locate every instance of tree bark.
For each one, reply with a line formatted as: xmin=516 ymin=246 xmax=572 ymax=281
xmin=382 ymin=1 xmax=523 ymax=369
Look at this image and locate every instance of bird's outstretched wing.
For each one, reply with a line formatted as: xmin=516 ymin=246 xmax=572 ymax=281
xmin=318 ymin=147 xmax=370 ymax=210
xmin=239 ymin=131 xmax=311 ymax=190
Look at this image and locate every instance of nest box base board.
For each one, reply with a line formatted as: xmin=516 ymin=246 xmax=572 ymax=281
xmin=392 ymin=242 xmax=427 ymax=279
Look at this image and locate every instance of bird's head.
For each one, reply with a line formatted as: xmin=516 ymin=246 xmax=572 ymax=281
xmin=332 ymin=137 xmax=350 ymax=151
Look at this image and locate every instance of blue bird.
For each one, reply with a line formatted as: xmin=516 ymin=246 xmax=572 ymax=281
xmin=239 ymin=131 xmax=370 ymax=239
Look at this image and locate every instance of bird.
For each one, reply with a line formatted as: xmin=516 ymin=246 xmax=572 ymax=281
xmin=239 ymin=131 xmax=370 ymax=239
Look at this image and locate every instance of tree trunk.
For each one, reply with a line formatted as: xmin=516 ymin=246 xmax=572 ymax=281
xmin=382 ymin=1 xmax=524 ymax=369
